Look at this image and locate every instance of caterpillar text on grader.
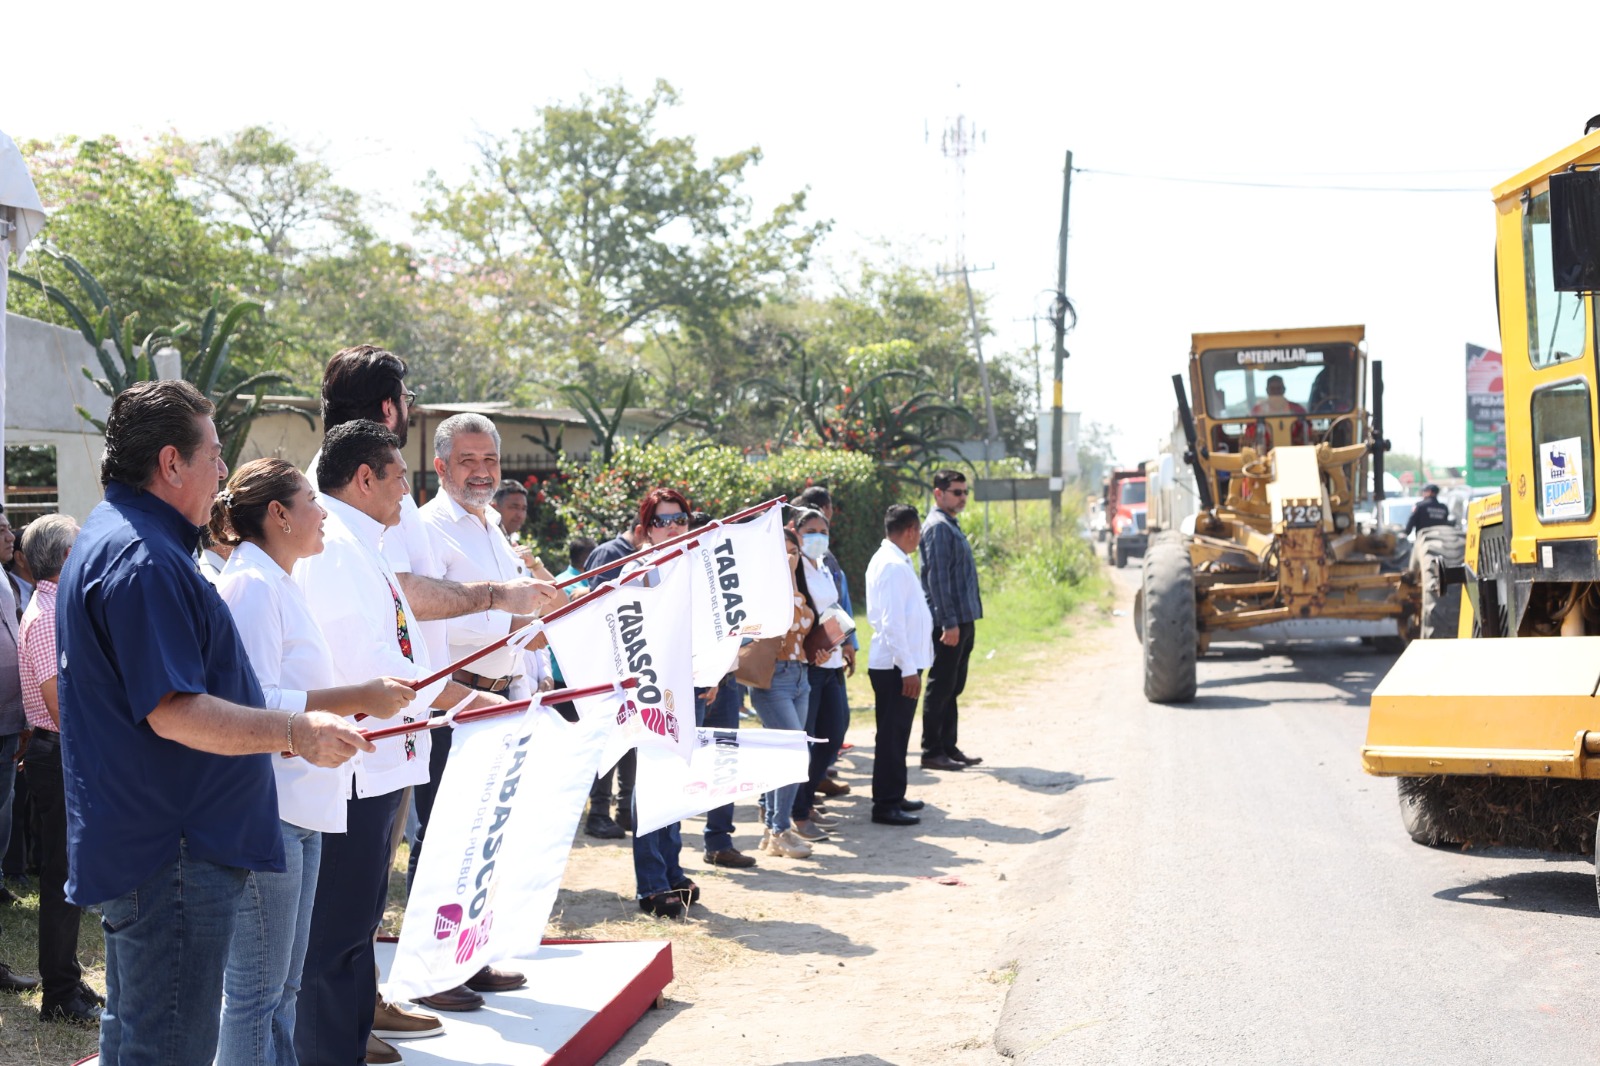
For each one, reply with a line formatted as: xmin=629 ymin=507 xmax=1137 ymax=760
xmin=1364 ymin=120 xmax=1600 ymax=882
xmin=1137 ymin=325 xmax=1463 ymax=703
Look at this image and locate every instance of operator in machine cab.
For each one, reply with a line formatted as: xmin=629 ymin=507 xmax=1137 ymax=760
xmin=1244 ymin=374 xmax=1309 ymax=448
xmin=1403 ymin=484 xmax=1452 ymax=536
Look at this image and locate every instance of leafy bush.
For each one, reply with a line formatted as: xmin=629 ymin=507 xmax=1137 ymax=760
xmin=554 ymin=442 xmax=899 ymax=586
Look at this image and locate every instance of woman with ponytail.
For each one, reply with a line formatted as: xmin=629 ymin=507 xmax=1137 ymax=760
xmin=210 ymin=458 xmax=416 ymax=1066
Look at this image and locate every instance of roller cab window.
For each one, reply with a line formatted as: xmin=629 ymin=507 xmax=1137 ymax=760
xmin=1531 ymin=379 xmax=1595 ymax=523
xmin=1523 ymin=190 xmax=1590 ymax=369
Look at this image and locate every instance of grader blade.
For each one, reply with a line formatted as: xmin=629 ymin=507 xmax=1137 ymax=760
xmin=1363 ymin=637 xmax=1600 ymax=780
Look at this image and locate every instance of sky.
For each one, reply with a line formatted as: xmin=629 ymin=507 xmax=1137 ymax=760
xmin=9 ymin=0 xmax=1592 ymax=469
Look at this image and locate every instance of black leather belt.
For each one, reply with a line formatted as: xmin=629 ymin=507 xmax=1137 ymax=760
xmin=453 ymin=669 xmax=512 ymax=694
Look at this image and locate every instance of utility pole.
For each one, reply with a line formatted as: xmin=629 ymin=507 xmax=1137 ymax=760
xmin=1049 ymin=150 xmax=1074 ymax=531
xmin=940 ymin=263 xmax=1000 ymax=536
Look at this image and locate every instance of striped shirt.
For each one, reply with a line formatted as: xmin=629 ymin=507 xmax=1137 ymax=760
xmin=919 ymin=508 xmax=983 ymax=629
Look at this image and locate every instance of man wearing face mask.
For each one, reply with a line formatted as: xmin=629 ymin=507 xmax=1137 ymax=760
xmin=920 ymin=470 xmax=983 ymax=771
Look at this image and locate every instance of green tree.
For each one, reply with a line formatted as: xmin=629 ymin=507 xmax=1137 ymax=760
xmin=11 ymin=137 xmax=275 ymax=373
xmin=419 ymin=80 xmax=828 ymax=396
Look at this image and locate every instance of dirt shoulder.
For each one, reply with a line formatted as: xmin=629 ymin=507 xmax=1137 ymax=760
xmin=551 ymin=585 xmax=1120 ymax=1066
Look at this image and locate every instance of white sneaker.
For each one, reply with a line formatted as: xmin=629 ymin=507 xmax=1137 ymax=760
xmin=758 ymin=827 xmax=773 ymax=853
xmin=767 ymin=828 xmax=814 ymax=858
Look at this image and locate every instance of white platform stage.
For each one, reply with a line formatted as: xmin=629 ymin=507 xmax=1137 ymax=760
xmin=72 ymin=937 xmax=673 ymax=1066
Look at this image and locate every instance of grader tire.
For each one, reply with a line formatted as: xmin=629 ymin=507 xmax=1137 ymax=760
xmin=1413 ymin=527 xmax=1467 ymax=640
xmin=1141 ymin=532 xmax=1197 ymax=703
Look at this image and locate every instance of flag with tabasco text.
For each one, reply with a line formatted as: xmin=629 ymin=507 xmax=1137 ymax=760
xmin=382 ymin=699 xmax=615 ymax=1000
xmin=544 ymin=554 xmax=698 ymax=767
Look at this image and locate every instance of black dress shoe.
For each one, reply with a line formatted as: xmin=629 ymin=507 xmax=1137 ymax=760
xmin=0 ymin=962 xmax=40 ymax=993
xmin=464 ymin=964 xmax=526 ymax=992
xmin=41 ymin=988 xmax=101 ymax=1025
xmin=920 ymin=753 xmax=965 ymax=771
xmin=414 ymin=984 xmax=484 ymax=1012
xmin=948 ymin=748 xmax=984 ymax=766
xmin=871 ymin=808 xmax=921 ymax=826
xmin=584 ymin=810 xmax=625 ymax=840
xmin=78 ymin=980 xmax=106 ymax=1007
xmin=671 ymin=876 xmax=701 ymax=906
xmin=899 ymin=799 xmax=926 ymax=812
xmin=638 ymin=891 xmax=685 ymax=919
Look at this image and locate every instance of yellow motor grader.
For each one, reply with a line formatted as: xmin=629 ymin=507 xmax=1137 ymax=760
xmin=1364 ymin=120 xmax=1600 ymax=867
xmin=1137 ymin=325 xmax=1455 ymax=703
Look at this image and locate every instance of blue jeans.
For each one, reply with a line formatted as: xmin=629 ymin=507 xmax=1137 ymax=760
xmin=796 ymin=666 xmax=848 ymax=822
xmin=748 ymin=660 xmax=811 ymax=831
xmin=632 ymin=815 xmax=684 ymax=898
xmin=99 ymin=840 xmax=250 ymax=1066
xmin=219 ymin=821 xmax=322 ymax=1066
xmin=698 ymin=677 xmax=741 ymax=853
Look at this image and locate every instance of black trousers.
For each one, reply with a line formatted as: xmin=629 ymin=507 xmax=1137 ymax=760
xmin=26 ymin=731 xmax=81 ymax=1002
xmin=295 ymin=788 xmax=405 ymax=1066
xmin=870 ymin=668 xmax=919 ymax=812
xmin=406 ymin=727 xmax=452 ymax=889
xmin=921 ymin=622 xmax=975 ymax=757
xmin=590 ymin=749 xmax=636 ymax=808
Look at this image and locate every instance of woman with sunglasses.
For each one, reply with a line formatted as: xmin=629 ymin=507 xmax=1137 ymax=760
xmin=611 ymin=488 xmax=706 ymax=917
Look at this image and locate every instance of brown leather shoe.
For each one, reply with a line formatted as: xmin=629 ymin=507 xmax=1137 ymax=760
xmin=414 ymin=984 xmax=484 ymax=1012
xmin=366 ymin=1032 xmax=403 ymax=1064
xmin=814 ymin=778 xmax=851 ymax=797
xmin=373 ymin=996 xmax=443 ymax=1039
xmin=464 ymin=964 xmax=526 ymax=993
xmin=704 ymin=847 xmax=757 ymax=868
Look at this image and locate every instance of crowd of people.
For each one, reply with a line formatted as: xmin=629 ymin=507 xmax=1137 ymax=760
xmin=0 ymin=344 xmax=987 ymax=1066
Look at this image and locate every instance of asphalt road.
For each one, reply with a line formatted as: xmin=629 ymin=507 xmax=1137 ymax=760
xmin=994 ymin=568 xmax=1600 ymax=1064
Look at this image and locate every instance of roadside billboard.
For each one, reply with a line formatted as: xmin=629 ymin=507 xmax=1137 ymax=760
xmin=1465 ymin=344 xmax=1505 ymax=488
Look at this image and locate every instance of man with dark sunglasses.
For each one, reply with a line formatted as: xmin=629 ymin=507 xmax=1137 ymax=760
xmin=919 ymin=469 xmax=984 ymax=771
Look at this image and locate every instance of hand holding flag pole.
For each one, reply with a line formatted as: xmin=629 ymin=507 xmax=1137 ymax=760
xmin=287 ymin=678 xmax=639 ymax=756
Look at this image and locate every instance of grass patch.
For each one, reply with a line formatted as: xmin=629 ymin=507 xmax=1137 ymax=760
xmin=0 ymin=877 xmax=105 ymax=1064
xmin=843 ymin=497 xmax=1108 ymax=721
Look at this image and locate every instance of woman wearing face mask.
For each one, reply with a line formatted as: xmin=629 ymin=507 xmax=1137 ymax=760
xmin=744 ymin=528 xmax=823 ymax=859
xmin=790 ymin=508 xmax=854 ymax=842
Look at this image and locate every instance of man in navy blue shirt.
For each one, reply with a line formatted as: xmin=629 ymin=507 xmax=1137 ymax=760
xmin=58 ymin=380 xmax=372 ymax=1066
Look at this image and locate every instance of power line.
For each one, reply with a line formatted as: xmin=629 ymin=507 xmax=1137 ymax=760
xmin=1073 ymin=166 xmax=1486 ymax=194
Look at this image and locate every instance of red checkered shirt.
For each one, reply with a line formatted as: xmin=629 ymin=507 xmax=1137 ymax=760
xmin=19 ymin=580 xmax=58 ymax=731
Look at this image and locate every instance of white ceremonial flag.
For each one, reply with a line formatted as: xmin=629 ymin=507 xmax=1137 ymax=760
xmin=544 ymin=555 xmax=698 ymax=766
xmin=383 ymin=701 xmax=615 ymax=1001
xmin=633 ymin=725 xmax=811 ymax=836
xmin=681 ymin=506 xmax=795 ymax=686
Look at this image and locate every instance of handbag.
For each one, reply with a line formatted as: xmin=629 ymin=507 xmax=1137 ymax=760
xmin=802 ymin=604 xmax=856 ymax=661
xmin=734 ymin=636 xmax=782 ymax=689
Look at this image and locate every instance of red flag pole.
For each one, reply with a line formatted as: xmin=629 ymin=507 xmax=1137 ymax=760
xmin=553 ymin=495 xmax=786 ymax=591
xmin=342 ymin=678 xmax=637 ymax=747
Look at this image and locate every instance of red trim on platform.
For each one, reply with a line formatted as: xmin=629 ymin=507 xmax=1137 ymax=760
xmin=542 ymin=939 xmax=674 ymax=1066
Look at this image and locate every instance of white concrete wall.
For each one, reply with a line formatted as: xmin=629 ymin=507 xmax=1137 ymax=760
xmin=5 ymin=313 xmax=113 ymax=520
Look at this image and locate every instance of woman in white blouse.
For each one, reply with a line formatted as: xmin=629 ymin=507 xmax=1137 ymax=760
xmin=211 ymin=459 xmax=416 ymax=1066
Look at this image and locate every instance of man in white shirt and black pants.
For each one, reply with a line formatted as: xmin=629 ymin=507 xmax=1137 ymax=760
xmin=866 ymin=504 xmax=936 ymax=826
xmin=416 ymin=414 xmax=534 ymax=887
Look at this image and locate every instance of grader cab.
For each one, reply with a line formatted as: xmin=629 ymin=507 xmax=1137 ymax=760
xmin=1364 ymin=122 xmax=1600 ymax=866
xmin=1138 ymin=326 xmax=1452 ymax=703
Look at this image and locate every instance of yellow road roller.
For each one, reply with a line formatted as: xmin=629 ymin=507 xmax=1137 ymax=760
xmin=1364 ymin=119 xmax=1600 ymax=864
